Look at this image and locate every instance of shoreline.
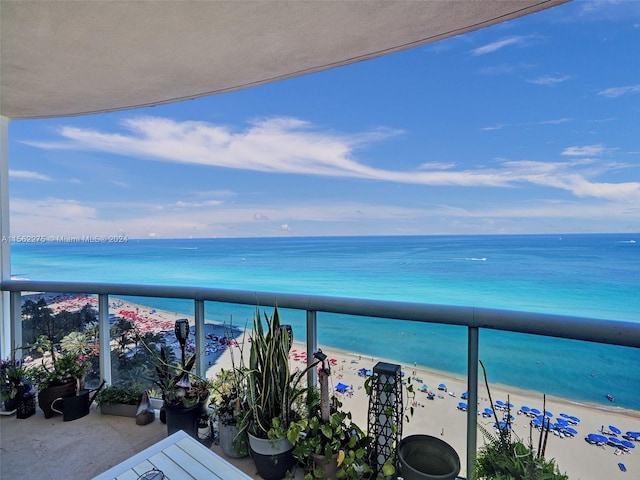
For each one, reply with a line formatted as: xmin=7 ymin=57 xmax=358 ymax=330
xmin=28 ymin=293 xmax=640 ymax=478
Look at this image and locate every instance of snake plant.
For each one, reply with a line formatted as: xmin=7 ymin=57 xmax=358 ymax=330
xmin=241 ymin=306 xmax=317 ymax=440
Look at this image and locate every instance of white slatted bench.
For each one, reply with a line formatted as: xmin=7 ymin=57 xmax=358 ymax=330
xmin=92 ymin=431 xmax=252 ymax=480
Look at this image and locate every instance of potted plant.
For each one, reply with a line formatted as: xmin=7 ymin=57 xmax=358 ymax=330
xmin=287 ymin=350 xmax=372 ymax=480
xmin=26 ymin=334 xmax=93 ymax=419
xmin=211 ymin=367 xmax=249 ymax=458
xmin=472 ymin=360 xmax=568 ymax=480
xmin=151 ymin=319 xmax=211 ymax=441
xmin=238 ymin=306 xmax=316 ymax=480
xmin=1 ymin=357 xmax=35 ymax=417
xmin=288 ymin=404 xmax=372 ymax=480
xmin=95 ymin=384 xmax=145 ymax=417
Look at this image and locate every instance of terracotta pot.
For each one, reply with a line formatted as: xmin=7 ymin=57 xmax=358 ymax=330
xmin=311 ymin=452 xmax=339 ymax=480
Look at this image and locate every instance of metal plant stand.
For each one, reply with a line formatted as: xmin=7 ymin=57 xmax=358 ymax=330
xmin=367 ymin=362 xmax=403 ymax=477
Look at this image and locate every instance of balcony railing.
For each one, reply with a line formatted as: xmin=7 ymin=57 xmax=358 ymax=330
xmin=3 ymin=278 xmax=640 ymax=479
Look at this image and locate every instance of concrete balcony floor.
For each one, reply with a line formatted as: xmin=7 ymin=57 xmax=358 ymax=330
xmin=0 ymin=406 xmax=304 ymax=480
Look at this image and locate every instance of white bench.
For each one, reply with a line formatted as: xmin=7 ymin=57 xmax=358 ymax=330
xmin=92 ymin=431 xmax=252 ymax=480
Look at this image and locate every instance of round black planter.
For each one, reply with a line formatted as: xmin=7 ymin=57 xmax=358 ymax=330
xmin=248 ymin=433 xmax=296 ymax=480
xmin=165 ymin=403 xmax=201 ymax=439
xmin=398 ymin=434 xmax=461 ymax=480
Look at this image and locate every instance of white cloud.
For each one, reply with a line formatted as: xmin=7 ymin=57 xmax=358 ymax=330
xmin=174 ymin=200 xmax=224 ymax=208
xmin=561 ymin=144 xmax=606 ymax=156
xmin=11 ymin=197 xmax=97 ymax=219
xmin=9 ymin=170 xmax=52 ymax=181
xmin=281 ymin=224 xmax=292 ymax=231
xmin=23 ymin=116 xmax=636 ymax=203
xmin=418 ymin=162 xmax=457 ymax=170
xmin=598 ymin=85 xmax=640 ymax=98
xmin=481 ymin=118 xmax=571 ymax=131
xmin=254 ymin=213 xmax=269 ymax=221
xmin=527 ymin=75 xmax=571 ymax=86
xmin=471 ymin=36 xmax=529 ymax=56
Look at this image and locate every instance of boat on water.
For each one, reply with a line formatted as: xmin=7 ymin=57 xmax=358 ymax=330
xmin=607 ymin=394 xmax=615 ymax=402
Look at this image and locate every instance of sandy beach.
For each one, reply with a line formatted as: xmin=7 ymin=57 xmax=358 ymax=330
xmin=38 ymin=294 xmax=640 ymax=479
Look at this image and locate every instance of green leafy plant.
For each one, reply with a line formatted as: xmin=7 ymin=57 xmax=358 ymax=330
xmin=26 ymin=334 xmax=93 ymax=390
xmin=141 ymin=324 xmax=210 ymax=409
xmin=287 ymin=394 xmax=372 ymax=479
xmin=239 ymin=306 xmax=317 ymax=440
xmin=211 ymin=367 xmax=247 ymax=426
xmin=95 ymin=384 xmax=145 ymax=406
xmin=473 ymin=360 xmax=569 ymax=480
xmin=1 ymin=357 xmax=32 ymax=403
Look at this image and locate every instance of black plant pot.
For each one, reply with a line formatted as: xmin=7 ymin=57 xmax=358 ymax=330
xmin=165 ymin=403 xmax=201 ymax=439
xmin=248 ymin=433 xmax=296 ymax=480
xmin=398 ymin=434 xmax=461 ymax=480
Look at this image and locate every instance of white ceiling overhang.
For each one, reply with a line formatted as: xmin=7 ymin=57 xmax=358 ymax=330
xmin=0 ymin=0 xmax=568 ymax=120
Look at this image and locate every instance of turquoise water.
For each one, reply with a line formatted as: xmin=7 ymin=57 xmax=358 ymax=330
xmin=11 ymin=233 xmax=640 ymax=410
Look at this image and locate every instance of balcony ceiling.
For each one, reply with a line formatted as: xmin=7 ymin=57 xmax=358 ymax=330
xmin=0 ymin=0 xmax=567 ymax=120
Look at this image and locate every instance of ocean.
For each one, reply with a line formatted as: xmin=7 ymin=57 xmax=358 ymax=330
xmin=10 ymin=233 xmax=640 ymax=410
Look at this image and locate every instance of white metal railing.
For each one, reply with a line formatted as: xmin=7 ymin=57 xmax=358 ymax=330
xmin=3 ymin=279 xmax=639 ymax=479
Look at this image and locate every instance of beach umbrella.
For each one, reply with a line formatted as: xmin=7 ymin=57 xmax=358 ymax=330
xmin=530 ymin=408 xmax=541 ymax=415
xmin=484 ymin=408 xmax=494 ymax=416
xmin=438 ymin=383 xmax=447 ymax=390
xmin=559 ymin=413 xmax=570 ymax=418
xmin=507 ymin=403 xmax=514 ymax=409
xmin=458 ymin=402 xmax=467 ymax=410
xmin=532 ymin=418 xmax=543 ymax=427
xmin=461 ymin=391 xmax=468 ymax=399
xmin=609 ymin=425 xmax=622 ymax=435
xmin=621 ymin=440 xmax=635 ymax=449
xmin=625 ymin=431 xmax=640 ymax=439
xmin=544 ymin=410 xmax=553 ymax=417
xmin=587 ymin=433 xmax=608 ymax=444
xmin=564 ymin=427 xmax=578 ymax=436
xmin=521 ymin=405 xmax=530 ymax=413
xmin=556 ymin=418 xmax=569 ymax=425
xmin=568 ymin=415 xmax=580 ymax=424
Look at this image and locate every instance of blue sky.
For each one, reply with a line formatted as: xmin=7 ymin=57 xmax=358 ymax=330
xmin=8 ymin=0 xmax=640 ymax=239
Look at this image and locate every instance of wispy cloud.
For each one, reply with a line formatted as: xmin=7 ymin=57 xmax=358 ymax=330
xmin=25 ymin=116 xmax=638 ymax=202
xmin=481 ymin=118 xmax=571 ymax=131
xmin=598 ymin=84 xmax=640 ymax=98
xmin=561 ymin=144 xmax=606 ymax=156
xmin=9 ymin=170 xmax=52 ymax=181
xmin=527 ymin=75 xmax=571 ymax=86
xmin=471 ymin=36 xmax=530 ymax=56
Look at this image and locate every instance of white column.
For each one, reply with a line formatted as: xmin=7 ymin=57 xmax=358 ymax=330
xmin=0 ymin=116 xmax=11 ymax=359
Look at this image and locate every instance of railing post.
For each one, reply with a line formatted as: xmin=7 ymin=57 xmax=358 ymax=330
xmin=195 ymin=299 xmax=206 ymax=378
xmin=98 ymin=294 xmax=111 ymax=385
xmin=306 ymin=310 xmax=317 ymax=388
xmin=467 ymin=326 xmax=479 ymax=480
xmin=10 ymin=290 xmax=22 ymax=356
